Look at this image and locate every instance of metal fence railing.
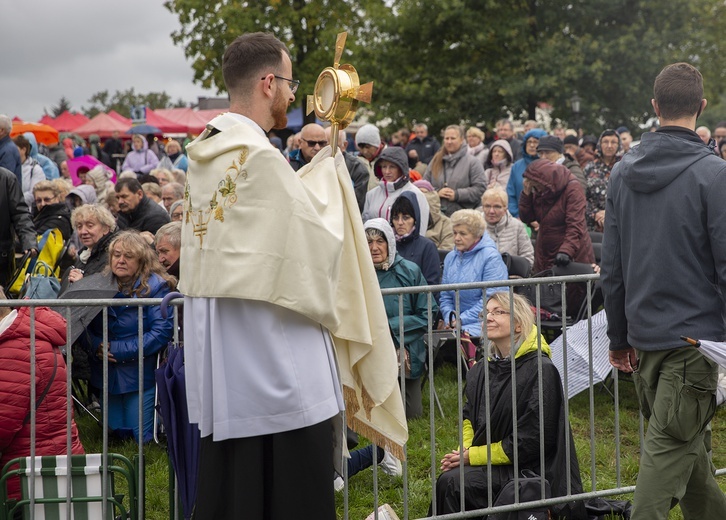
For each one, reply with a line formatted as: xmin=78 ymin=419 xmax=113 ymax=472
xmin=3 ymin=275 xmax=724 ymax=519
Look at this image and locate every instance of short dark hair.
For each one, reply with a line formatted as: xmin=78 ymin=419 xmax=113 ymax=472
xmin=223 ymin=32 xmax=290 ymax=98
xmin=390 ymin=195 xmax=416 ymax=222
xmin=115 ymin=177 xmax=143 ymax=194
xmin=653 ymin=63 xmax=703 ymax=120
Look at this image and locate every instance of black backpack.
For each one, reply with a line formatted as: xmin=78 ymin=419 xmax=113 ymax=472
xmin=489 ymin=470 xmax=551 ymax=520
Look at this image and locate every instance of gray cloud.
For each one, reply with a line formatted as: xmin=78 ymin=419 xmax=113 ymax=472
xmin=0 ymin=0 xmax=215 ymax=120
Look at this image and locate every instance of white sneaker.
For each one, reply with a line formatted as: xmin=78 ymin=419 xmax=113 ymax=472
xmin=365 ymin=504 xmax=400 ymax=520
xmin=379 ymin=451 xmax=402 ymax=477
xmin=333 ymin=475 xmax=345 ymax=492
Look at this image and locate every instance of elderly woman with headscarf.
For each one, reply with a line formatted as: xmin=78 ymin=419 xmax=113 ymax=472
xmin=424 ymin=125 xmax=487 ymax=217
xmin=364 ymin=218 xmax=437 ymax=419
xmin=439 ymin=209 xmax=508 ymax=337
xmin=362 ymin=146 xmax=429 ymax=236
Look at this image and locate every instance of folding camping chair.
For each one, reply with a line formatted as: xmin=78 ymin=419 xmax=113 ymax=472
xmin=0 ymin=453 xmax=137 ymax=520
xmin=6 ymin=228 xmax=69 ymax=299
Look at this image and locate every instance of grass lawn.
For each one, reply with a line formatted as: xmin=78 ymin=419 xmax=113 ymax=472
xmin=74 ymin=362 xmax=726 ymax=519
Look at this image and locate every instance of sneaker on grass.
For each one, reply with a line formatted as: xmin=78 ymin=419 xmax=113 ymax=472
xmin=379 ymin=450 xmax=402 ymax=477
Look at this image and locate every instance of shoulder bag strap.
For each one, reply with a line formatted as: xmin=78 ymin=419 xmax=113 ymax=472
xmin=23 ymin=346 xmax=59 ymax=426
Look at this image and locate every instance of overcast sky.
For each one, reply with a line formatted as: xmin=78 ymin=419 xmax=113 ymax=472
xmin=1 ymin=1 xmax=216 ymax=122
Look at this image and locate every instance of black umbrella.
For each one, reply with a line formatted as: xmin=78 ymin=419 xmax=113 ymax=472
xmin=57 ymin=271 xmax=118 ymax=345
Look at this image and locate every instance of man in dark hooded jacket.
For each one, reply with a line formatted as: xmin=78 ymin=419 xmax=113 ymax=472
xmin=602 ymin=62 xmax=726 ymax=518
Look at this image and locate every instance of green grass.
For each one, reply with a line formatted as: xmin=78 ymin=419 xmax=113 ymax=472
xmin=74 ymin=364 xmax=726 ymax=519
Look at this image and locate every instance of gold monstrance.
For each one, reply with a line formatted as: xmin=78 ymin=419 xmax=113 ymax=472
xmin=306 ymin=32 xmax=374 ymax=152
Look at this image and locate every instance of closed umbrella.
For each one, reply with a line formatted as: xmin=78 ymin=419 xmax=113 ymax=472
xmin=550 ymin=310 xmax=613 ymax=399
xmin=156 ymin=292 xmax=199 ymax=520
xmin=57 ymin=271 xmax=118 ymax=345
xmin=681 ymin=336 xmax=726 ymax=368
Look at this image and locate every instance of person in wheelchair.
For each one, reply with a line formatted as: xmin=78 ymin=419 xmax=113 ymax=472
xmin=432 ymin=292 xmax=585 ymax=519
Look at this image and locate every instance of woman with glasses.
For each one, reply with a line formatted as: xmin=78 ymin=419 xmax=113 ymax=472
xmin=583 ymin=130 xmax=621 ymax=231
xmin=480 ymin=186 xmax=533 ymax=270
xmin=432 ymin=292 xmax=586 ymax=519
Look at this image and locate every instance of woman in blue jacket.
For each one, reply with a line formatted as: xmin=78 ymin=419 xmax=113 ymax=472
xmin=88 ymin=230 xmax=175 ymax=442
xmin=506 ymin=128 xmax=548 ymax=217
xmin=440 ymin=209 xmax=508 ymax=337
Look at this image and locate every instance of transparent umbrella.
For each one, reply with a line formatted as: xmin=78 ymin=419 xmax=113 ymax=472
xmin=681 ymin=336 xmax=726 ymax=368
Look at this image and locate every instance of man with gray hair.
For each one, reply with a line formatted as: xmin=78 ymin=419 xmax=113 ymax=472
xmin=405 ymin=122 xmax=440 ymax=165
xmin=155 ymin=221 xmax=181 ymax=279
xmin=0 ymin=115 xmax=22 ymax=185
xmin=161 ymin=182 xmax=185 ymax=213
xmin=496 ymin=118 xmax=522 ymax=161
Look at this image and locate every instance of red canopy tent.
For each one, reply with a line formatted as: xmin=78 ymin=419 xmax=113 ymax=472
xmin=107 ymin=110 xmax=132 ymax=125
xmin=144 ymin=109 xmax=188 ymax=134
xmin=155 ymin=108 xmax=209 ymax=134
xmin=74 ymin=112 xmax=130 ymax=138
xmin=38 ymin=111 xmax=90 ymax=132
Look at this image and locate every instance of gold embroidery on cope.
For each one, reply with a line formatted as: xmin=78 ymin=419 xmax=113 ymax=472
xmin=185 ymin=146 xmax=249 ymax=247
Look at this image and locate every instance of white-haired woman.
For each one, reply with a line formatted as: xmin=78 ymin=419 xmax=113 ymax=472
xmin=64 ymin=204 xmax=118 ymax=285
xmin=439 ymin=209 xmax=508 ymax=337
xmin=480 ymin=186 xmax=534 ymax=269
xmin=432 ymin=292 xmax=586 ymax=519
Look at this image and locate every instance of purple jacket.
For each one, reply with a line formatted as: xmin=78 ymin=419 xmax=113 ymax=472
xmin=121 ymin=139 xmax=159 ymax=174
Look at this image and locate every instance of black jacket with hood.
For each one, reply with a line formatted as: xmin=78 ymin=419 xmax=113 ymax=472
xmin=602 ymin=127 xmax=726 ymax=351
xmin=393 ymin=191 xmax=441 ymax=289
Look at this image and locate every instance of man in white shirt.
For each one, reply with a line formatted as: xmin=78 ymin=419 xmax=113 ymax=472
xmin=182 ymin=33 xmax=342 ymax=520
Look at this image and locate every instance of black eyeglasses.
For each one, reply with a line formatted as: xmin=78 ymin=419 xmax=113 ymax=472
xmin=302 ymin=138 xmax=328 ymax=148
xmin=262 ymin=75 xmax=300 ymax=94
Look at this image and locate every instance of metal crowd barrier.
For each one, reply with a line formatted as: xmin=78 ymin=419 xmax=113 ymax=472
xmin=4 ymin=274 xmax=723 ymax=519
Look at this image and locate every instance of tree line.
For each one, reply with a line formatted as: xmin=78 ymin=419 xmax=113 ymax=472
xmin=164 ymin=0 xmax=726 ymax=136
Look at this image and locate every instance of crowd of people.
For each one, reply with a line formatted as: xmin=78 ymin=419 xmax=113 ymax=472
xmin=3 ymin=48 xmax=726 ymax=519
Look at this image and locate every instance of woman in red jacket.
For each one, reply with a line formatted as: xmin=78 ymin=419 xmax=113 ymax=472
xmin=0 ymin=291 xmax=84 ymax=500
